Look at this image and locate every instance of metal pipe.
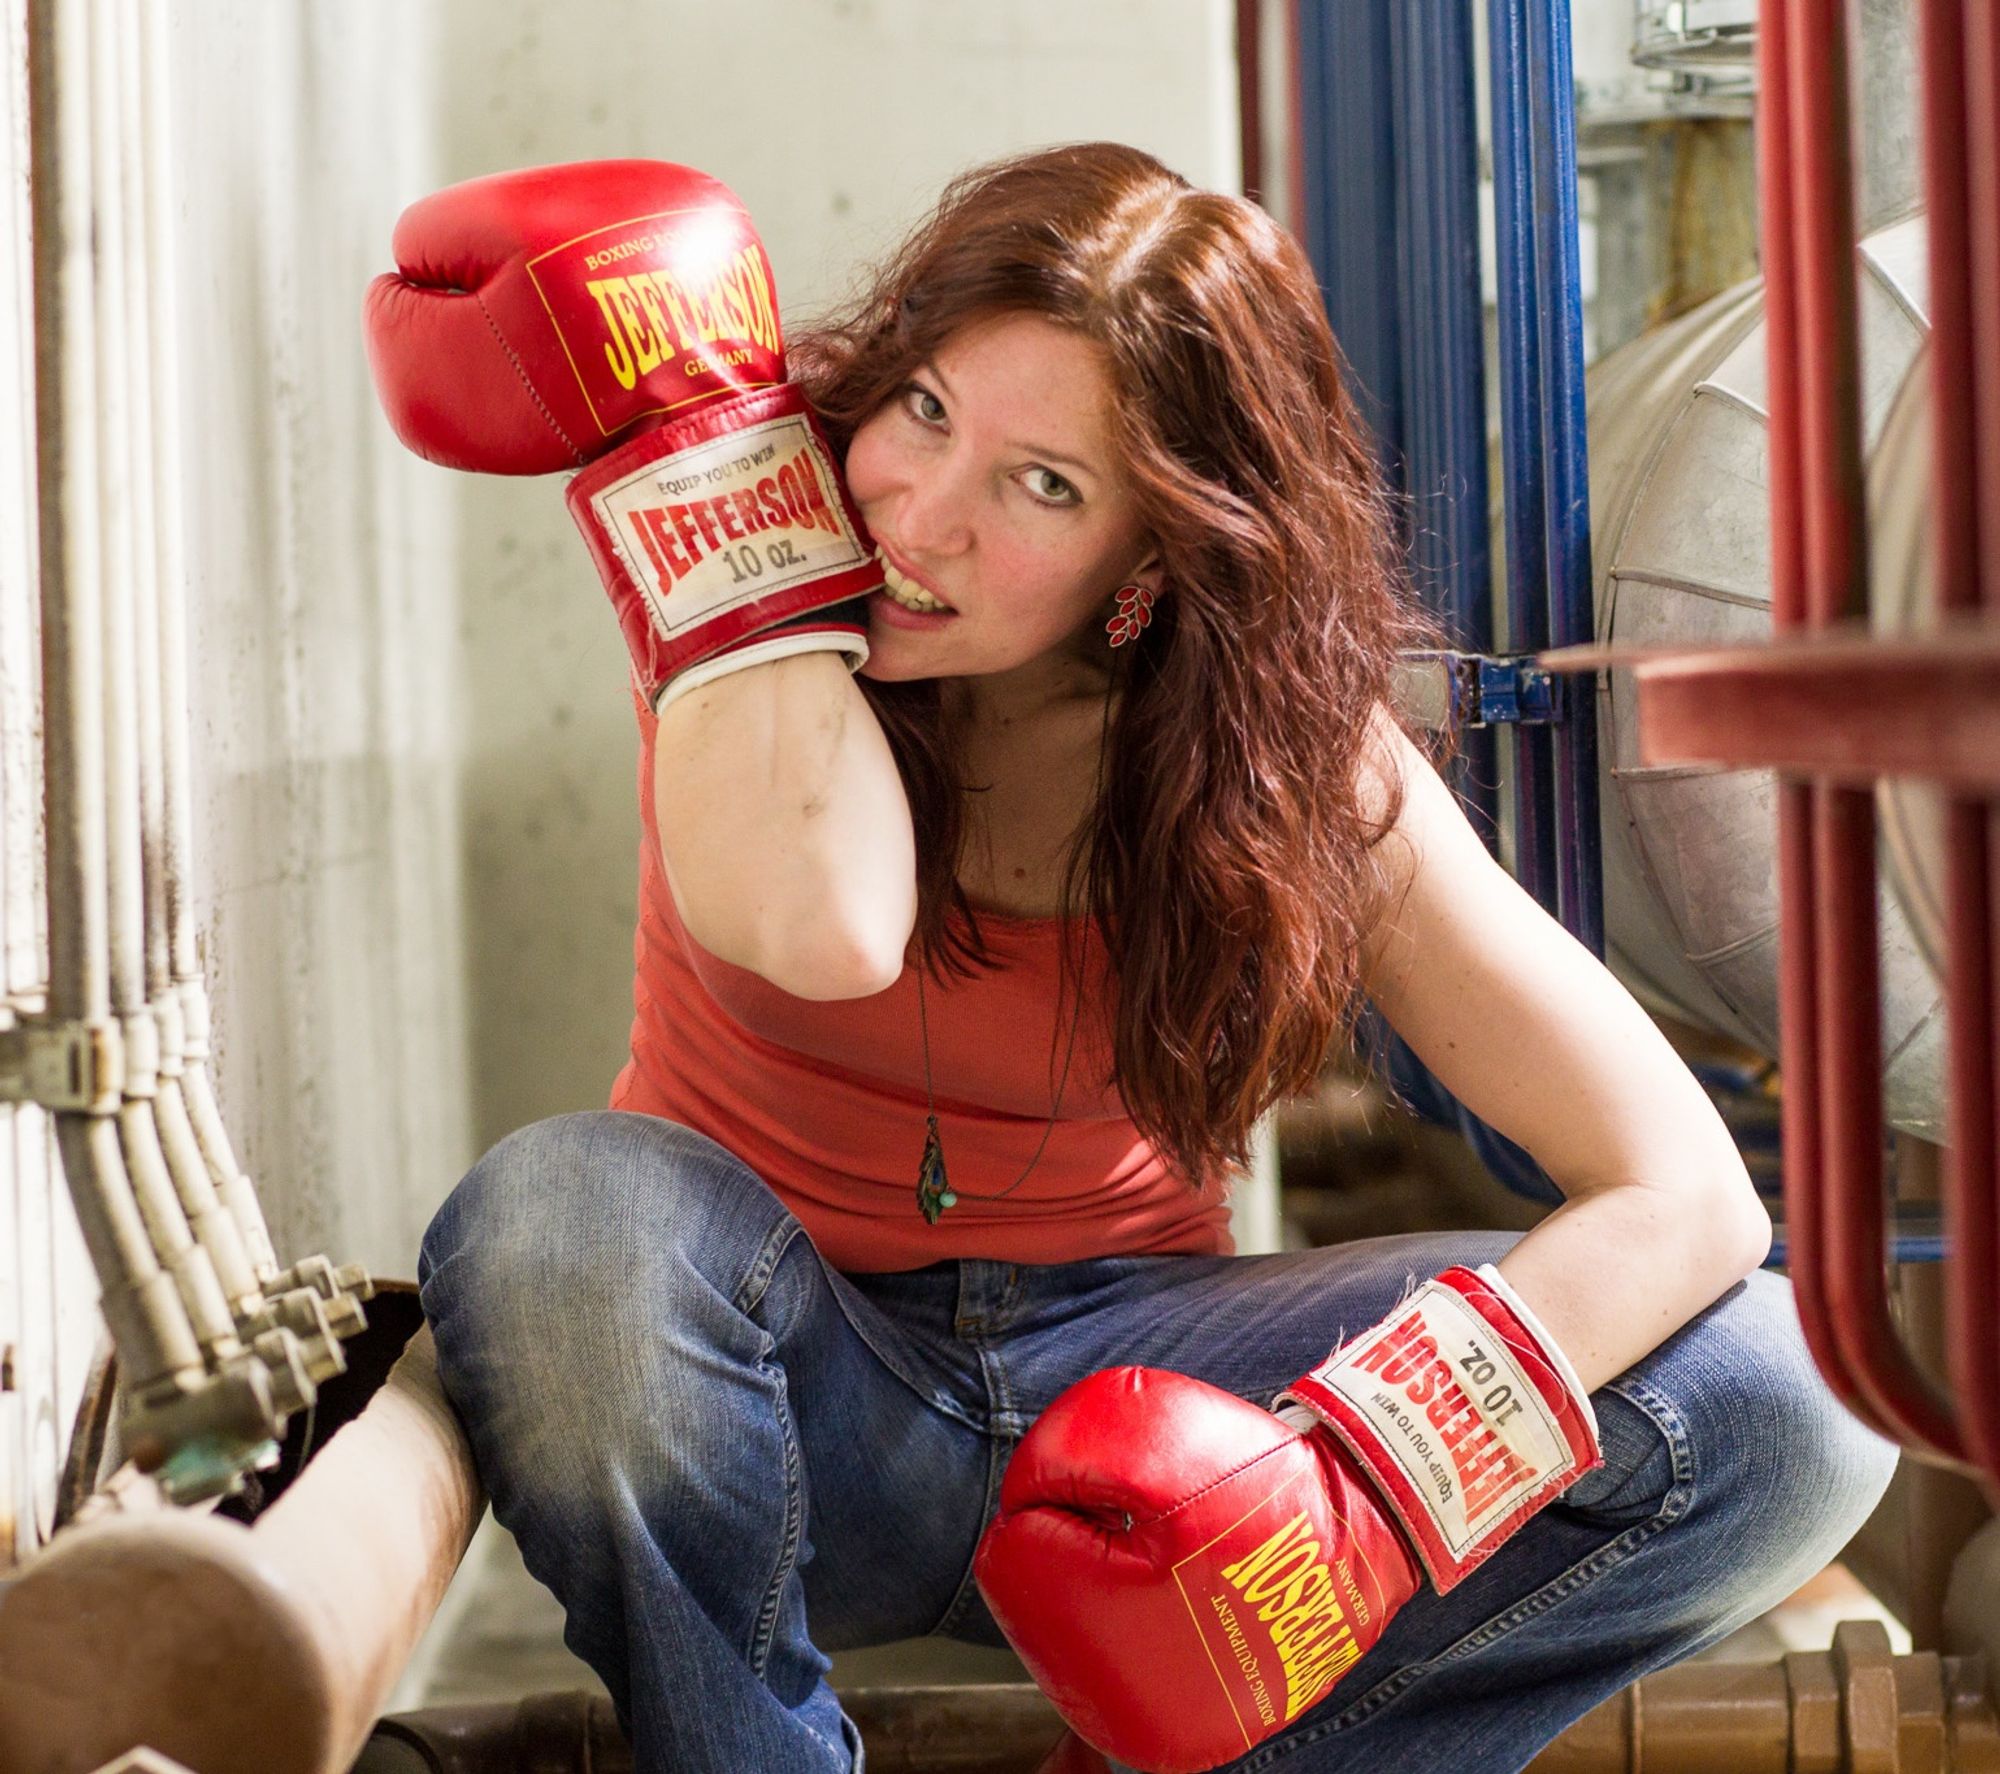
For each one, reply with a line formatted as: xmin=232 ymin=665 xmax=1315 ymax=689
xmin=1816 ymin=783 xmax=1960 ymax=1451
xmin=1784 ymin=0 xmax=1968 ymax=1463
xmin=1390 ymin=0 xmax=1500 ymax=848
xmin=0 ymin=1297 xmax=483 ymax=1774
xmin=113 ymin=0 xmax=348 ymax=1379
xmin=1296 ymin=2 xmax=1400 ymax=459
xmin=1966 ymin=0 xmax=2000 ymax=1511
xmin=1757 ymin=0 xmax=1947 ymax=1455
xmin=1916 ymin=0 xmax=1995 ymax=1485
xmin=1288 ymin=0 xmax=1501 ymax=849
xmin=27 ymin=0 xmax=205 ymax=1403
xmin=1486 ymin=0 xmax=1559 ymax=906
xmin=90 ymin=0 xmax=247 ymax=1362
xmin=1970 ymin=3 xmax=2000 ymax=562
xmin=105 ymin=0 xmax=260 ymax=1328
xmin=1923 ymin=0 xmax=2000 ymax=1500
xmin=1523 ymin=0 xmax=1603 ymax=958
xmin=26 ymin=0 xmax=324 ymax=1498
xmin=1235 ymin=0 xmax=1261 ymax=209
xmin=1282 ymin=1 xmax=1306 ymax=250
xmin=133 ymin=0 xmax=282 ymax=1293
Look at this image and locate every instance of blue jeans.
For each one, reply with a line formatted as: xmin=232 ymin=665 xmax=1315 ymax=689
xmin=417 ymin=1111 xmax=1898 ymax=1774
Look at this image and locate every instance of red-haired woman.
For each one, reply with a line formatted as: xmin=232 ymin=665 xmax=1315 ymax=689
xmin=410 ymin=145 xmax=1895 ymax=1773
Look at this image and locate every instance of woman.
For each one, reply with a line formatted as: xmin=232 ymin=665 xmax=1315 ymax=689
xmin=417 ymin=143 xmax=1896 ymax=1773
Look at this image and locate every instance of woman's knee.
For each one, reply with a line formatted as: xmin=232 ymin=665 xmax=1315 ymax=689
xmin=419 ymin=1110 xmax=797 ymax=1353
xmin=1644 ymin=1270 xmax=1899 ymax=1599
xmin=417 ymin=1111 xmax=806 ymax=1493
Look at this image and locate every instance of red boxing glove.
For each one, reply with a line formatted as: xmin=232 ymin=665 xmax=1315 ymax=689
xmin=364 ymin=159 xmax=880 ymax=711
xmin=975 ymin=1265 xmax=1601 ymax=1774
xmin=977 ymin=1368 xmax=1420 ymax=1773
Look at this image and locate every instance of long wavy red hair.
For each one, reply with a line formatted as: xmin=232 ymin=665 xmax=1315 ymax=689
xmin=789 ymin=142 xmax=1459 ymax=1195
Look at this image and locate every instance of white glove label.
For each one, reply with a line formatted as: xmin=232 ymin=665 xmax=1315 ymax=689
xmin=1279 ymin=1269 xmax=1598 ymax=1590
xmin=586 ymin=410 xmax=874 ymax=639
xmin=1326 ymin=1290 xmax=1570 ymax=1545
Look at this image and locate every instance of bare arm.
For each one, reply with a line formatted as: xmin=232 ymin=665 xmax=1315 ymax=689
xmin=652 ymin=653 xmax=918 ymax=1000
xmin=1353 ymin=707 xmax=1772 ymax=1392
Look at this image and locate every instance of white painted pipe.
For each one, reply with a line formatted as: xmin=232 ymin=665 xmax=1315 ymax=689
xmin=27 ymin=0 xmax=204 ymax=1400
xmin=133 ymin=0 xmax=280 ymax=1288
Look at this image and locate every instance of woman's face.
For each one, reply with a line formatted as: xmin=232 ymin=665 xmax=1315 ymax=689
xmin=845 ymin=310 xmax=1159 ymax=726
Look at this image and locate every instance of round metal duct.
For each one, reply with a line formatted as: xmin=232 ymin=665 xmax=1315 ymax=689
xmin=1587 ymin=211 xmax=1944 ymax=1137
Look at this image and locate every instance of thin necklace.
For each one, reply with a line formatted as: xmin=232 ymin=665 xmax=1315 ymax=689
xmin=913 ymin=670 xmax=1114 ymax=1226
xmin=913 ymin=960 xmax=1085 ymax=1224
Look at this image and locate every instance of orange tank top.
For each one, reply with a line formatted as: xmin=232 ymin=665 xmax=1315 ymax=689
xmin=609 ymin=693 xmax=1234 ymax=1273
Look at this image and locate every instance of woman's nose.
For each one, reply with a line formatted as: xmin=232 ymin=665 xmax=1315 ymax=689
xmin=890 ymin=456 xmax=976 ymax=558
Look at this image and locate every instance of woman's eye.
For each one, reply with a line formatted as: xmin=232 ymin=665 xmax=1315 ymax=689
xmin=1023 ymin=467 xmax=1079 ymax=506
xmin=904 ymin=384 xmax=947 ymax=426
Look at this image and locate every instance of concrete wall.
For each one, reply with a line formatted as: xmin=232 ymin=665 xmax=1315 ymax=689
xmin=172 ymin=3 xmax=469 ymax=1282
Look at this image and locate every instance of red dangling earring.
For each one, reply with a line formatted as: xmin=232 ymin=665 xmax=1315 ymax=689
xmin=1106 ymin=582 xmax=1155 ymax=648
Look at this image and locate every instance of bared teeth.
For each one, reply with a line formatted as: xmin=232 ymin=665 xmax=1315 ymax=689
xmin=877 ymin=550 xmax=951 ymax=612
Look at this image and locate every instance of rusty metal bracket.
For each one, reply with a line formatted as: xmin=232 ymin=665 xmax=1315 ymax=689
xmin=1398 ymin=649 xmax=1569 ymax=731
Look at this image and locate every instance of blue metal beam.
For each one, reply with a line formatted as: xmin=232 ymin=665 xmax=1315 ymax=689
xmin=1487 ymin=0 xmax=1605 ymax=955
xmin=1297 ymin=0 xmax=1499 ymax=844
xmin=1391 ymin=0 xmax=1500 ymax=846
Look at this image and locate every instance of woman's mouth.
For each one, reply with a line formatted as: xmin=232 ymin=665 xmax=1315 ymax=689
xmin=870 ymin=586 xmax=959 ymax=630
xmin=875 ymin=548 xmax=956 ymax=615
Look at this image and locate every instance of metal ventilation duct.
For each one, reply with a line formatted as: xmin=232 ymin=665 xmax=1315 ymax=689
xmin=1587 ymin=212 xmax=1943 ymax=1137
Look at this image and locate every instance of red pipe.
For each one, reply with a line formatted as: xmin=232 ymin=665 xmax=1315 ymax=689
xmin=1817 ymin=788 xmax=1961 ymax=1455
xmin=1759 ymin=0 xmax=1892 ymax=1440
xmin=1237 ymin=0 xmax=1263 ymax=209
xmin=1969 ymin=3 xmax=2000 ymax=567
xmin=1765 ymin=0 xmax=1971 ymax=1462
xmin=1943 ymin=786 xmax=2000 ymax=1495
xmin=1285 ymin=0 xmax=1307 ymax=247
xmin=1944 ymin=0 xmax=2000 ymax=1499
xmin=1916 ymin=0 xmax=2000 ymax=1501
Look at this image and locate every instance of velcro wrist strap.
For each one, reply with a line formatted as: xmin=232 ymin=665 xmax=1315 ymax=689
xmin=567 ymin=383 xmax=882 ymax=703
xmin=1275 ymin=1265 xmax=1602 ymax=1592
xmin=652 ymin=603 xmax=869 ymax=715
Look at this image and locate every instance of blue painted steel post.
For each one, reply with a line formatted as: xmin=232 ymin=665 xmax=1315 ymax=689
xmin=1486 ymin=0 xmax=1559 ymax=914
xmin=1525 ymin=0 xmax=1603 ymax=958
xmin=1390 ymin=0 xmax=1499 ymax=845
xmin=1297 ymin=0 xmax=1499 ymax=847
xmin=1485 ymin=0 xmax=1604 ymax=955
xmin=1297 ymin=2 xmax=1403 ymax=466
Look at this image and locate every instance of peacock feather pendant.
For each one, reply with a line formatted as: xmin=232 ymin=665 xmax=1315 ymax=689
xmin=916 ymin=1113 xmax=956 ymax=1224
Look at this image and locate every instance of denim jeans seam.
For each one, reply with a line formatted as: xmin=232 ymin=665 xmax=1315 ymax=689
xmin=1226 ymin=1373 xmax=1698 ymax=1768
xmin=731 ymin=1211 xmax=807 ymax=1324
xmin=816 ymin=1269 xmax=991 ymax=1434
xmin=730 ymin=1213 xmax=812 ymax=1686
xmin=928 ymin=1425 xmax=1011 ymax=1641
xmin=745 ymin=1345 xmax=807 ymax=1684
xmin=928 ymin=1344 xmax=1017 ymax=1640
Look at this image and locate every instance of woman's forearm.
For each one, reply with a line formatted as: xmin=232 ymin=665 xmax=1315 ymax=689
xmin=1493 ymin=1159 xmax=1773 ymax=1393
xmin=653 ymin=652 xmax=918 ymax=999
